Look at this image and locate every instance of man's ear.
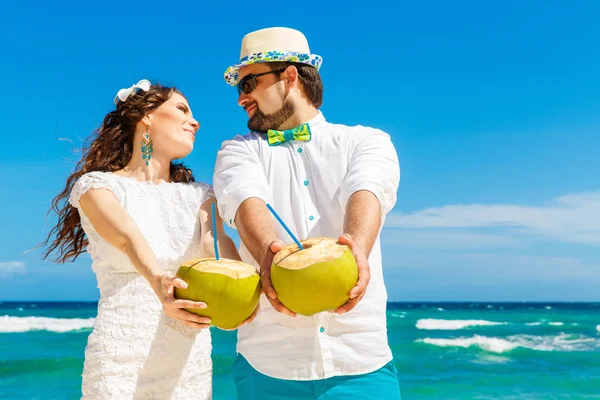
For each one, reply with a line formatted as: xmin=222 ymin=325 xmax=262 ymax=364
xmin=283 ymin=66 xmax=300 ymax=88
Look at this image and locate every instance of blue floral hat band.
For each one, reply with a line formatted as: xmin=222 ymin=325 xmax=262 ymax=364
xmin=224 ymin=50 xmax=323 ymax=86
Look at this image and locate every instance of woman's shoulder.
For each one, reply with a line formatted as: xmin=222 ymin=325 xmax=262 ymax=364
xmin=187 ymin=181 xmax=212 ymax=191
xmin=185 ymin=181 xmax=215 ymax=203
xmin=69 ymin=171 xmax=120 ymax=209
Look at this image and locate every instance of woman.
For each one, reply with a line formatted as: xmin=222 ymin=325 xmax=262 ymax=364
xmin=42 ymin=79 xmax=247 ymax=399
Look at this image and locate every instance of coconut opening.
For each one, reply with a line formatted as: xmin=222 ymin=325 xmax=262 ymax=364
xmin=181 ymin=258 xmax=258 ymax=279
xmin=274 ymin=237 xmax=348 ymax=270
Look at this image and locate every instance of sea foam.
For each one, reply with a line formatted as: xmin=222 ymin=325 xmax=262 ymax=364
xmin=418 ymin=333 xmax=598 ymax=353
xmin=416 ymin=319 xmax=506 ymax=330
xmin=0 ymin=315 xmax=95 ymax=333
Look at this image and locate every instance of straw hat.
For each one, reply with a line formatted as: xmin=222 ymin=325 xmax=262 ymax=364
xmin=224 ymin=27 xmax=323 ymax=86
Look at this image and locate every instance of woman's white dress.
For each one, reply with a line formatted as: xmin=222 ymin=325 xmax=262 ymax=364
xmin=70 ymin=171 xmax=213 ymax=399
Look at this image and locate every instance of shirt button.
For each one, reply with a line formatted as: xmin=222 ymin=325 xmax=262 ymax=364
xmin=297 ymin=148 xmax=303 ymax=153
xmin=303 ymin=180 xmax=309 ymax=186
xmin=319 ymin=327 xmax=325 ymax=333
xmin=309 ymin=216 xmax=314 ymax=221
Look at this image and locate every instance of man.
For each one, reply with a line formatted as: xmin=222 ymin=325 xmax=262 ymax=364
xmin=213 ymin=27 xmax=401 ymax=399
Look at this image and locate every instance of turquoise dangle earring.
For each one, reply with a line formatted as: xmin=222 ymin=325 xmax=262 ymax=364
xmin=141 ymin=128 xmax=153 ymax=166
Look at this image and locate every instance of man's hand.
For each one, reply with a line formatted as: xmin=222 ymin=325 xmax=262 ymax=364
xmin=260 ymin=240 xmax=296 ymax=318
xmin=334 ymin=233 xmax=371 ymax=315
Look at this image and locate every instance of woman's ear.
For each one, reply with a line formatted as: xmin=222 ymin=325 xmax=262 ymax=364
xmin=141 ymin=114 xmax=152 ymax=128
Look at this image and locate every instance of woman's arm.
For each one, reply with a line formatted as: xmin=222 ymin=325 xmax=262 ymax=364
xmin=198 ymin=197 xmax=241 ymax=261
xmin=79 ymin=188 xmax=211 ymax=329
xmin=197 ymin=197 xmax=259 ymax=329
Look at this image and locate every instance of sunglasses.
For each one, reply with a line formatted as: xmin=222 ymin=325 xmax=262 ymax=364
xmin=236 ymin=69 xmax=287 ymax=95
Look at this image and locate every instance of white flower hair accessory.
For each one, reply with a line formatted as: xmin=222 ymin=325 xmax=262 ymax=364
xmin=113 ymin=79 xmax=151 ymax=105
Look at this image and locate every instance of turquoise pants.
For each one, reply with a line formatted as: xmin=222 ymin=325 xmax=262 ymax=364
xmin=232 ymin=354 xmax=401 ymax=399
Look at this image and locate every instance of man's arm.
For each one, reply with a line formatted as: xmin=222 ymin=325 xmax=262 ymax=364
xmin=213 ymin=137 xmax=295 ymax=316
xmin=335 ymin=127 xmax=400 ymax=314
xmin=235 ymin=197 xmax=296 ymax=317
xmin=235 ymin=197 xmax=278 ymax=264
xmin=344 ymin=190 xmax=382 ymax=256
xmin=334 ymin=190 xmax=381 ymax=314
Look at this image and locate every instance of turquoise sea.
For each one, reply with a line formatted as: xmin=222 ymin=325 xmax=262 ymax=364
xmin=1 ymin=302 xmax=599 ymax=399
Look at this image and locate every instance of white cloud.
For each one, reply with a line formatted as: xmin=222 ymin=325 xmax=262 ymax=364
xmin=0 ymin=261 xmax=26 ymax=277
xmin=381 ymin=229 xmax=525 ymax=249
xmin=449 ymin=253 xmax=600 ymax=280
xmin=382 ymin=250 xmax=600 ymax=299
xmin=385 ymin=191 xmax=600 ymax=246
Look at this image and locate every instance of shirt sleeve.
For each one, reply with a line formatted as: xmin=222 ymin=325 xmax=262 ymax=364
xmin=69 ymin=172 xmax=120 ymax=209
xmin=213 ymin=135 xmax=272 ymax=228
xmin=338 ymin=127 xmax=400 ymax=215
xmin=191 ymin=182 xmax=215 ymax=205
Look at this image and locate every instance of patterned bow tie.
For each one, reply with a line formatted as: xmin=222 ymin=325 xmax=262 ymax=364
xmin=266 ymin=123 xmax=312 ymax=146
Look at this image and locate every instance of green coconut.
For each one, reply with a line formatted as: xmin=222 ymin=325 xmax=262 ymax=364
xmin=271 ymin=237 xmax=358 ymax=316
xmin=174 ymin=258 xmax=261 ymax=329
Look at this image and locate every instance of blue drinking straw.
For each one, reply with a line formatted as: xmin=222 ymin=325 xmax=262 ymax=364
xmin=266 ymin=203 xmax=304 ymax=250
xmin=212 ymin=202 xmax=220 ymax=260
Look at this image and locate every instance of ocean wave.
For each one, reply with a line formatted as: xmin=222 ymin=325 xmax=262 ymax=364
xmin=597 ymin=325 xmax=600 ymax=333
xmin=419 ymin=336 xmax=518 ymax=353
xmin=526 ymin=321 xmax=577 ymax=327
xmin=418 ymin=333 xmax=598 ymax=353
xmin=0 ymin=316 xmax=95 ymax=333
xmin=472 ymin=354 xmax=511 ymax=364
xmin=416 ymin=319 xmax=507 ymax=330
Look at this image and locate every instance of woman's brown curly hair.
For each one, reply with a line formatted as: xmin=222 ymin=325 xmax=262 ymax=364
xmin=41 ymin=83 xmax=195 ymax=263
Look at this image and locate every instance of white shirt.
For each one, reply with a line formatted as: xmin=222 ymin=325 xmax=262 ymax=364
xmin=213 ymin=112 xmax=400 ymax=380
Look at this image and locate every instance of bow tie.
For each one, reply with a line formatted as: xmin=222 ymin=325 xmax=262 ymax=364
xmin=266 ymin=123 xmax=312 ymax=146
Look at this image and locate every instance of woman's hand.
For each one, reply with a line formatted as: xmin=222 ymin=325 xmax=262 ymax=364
xmin=150 ymin=272 xmax=212 ymax=330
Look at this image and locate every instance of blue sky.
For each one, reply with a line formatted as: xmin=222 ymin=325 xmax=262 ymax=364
xmin=0 ymin=1 xmax=598 ymax=301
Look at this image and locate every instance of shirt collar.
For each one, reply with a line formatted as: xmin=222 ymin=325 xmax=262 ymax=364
xmin=305 ymin=111 xmax=326 ymax=130
xmin=253 ymin=111 xmax=327 ymax=137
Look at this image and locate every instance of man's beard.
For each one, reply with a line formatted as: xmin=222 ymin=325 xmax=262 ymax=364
xmin=247 ymin=93 xmax=295 ymax=133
